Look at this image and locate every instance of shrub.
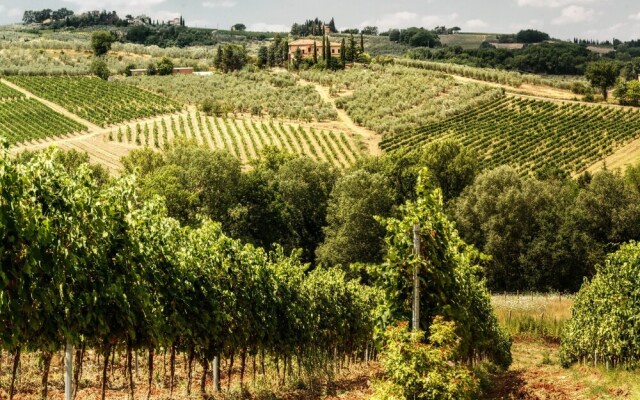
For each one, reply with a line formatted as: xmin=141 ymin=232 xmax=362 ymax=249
xmin=560 ymin=242 xmax=640 ymax=368
xmin=90 ymin=58 xmax=110 ymax=80
xmin=157 ymin=57 xmax=174 ymax=76
xmin=372 ymin=319 xmax=480 ymax=400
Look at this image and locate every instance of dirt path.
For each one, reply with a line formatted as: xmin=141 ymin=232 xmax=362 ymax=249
xmin=450 ymin=75 xmax=578 ymax=101
xmin=299 ymin=78 xmax=381 ymax=155
xmin=482 ymin=339 xmax=639 ymax=399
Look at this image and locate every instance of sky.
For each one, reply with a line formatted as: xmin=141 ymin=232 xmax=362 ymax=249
xmin=0 ymin=0 xmax=639 ymax=41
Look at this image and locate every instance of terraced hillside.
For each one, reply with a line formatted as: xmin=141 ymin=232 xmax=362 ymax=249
xmin=6 ymin=76 xmax=182 ymax=127
xmin=381 ymin=96 xmax=640 ymax=175
xmin=107 ymin=111 xmax=363 ymax=168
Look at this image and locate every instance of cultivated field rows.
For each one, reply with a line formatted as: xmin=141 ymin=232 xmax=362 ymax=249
xmin=106 ymin=111 xmax=363 ymax=168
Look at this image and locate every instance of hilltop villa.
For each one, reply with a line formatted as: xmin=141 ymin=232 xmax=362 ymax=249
xmin=288 ymin=38 xmax=342 ymax=59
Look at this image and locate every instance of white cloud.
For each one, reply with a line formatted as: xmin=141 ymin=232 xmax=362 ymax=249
xmin=552 ymin=5 xmax=595 ymax=24
xmin=369 ymin=11 xmax=419 ymax=31
xmin=629 ymin=12 xmax=640 ymax=21
xmin=202 ymin=1 xmax=237 ymax=8
xmin=517 ymin=0 xmax=597 ymax=8
xmin=360 ymin=11 xmax=460 ymax=31
xmin=421 ymin=13 xmax=459 ymax=28
xmin=62 ymin=0 xmax=167 ymax=17
xmin=466 ymin=19 xmax=489 ymax=29
xmin=249 ymin=22 xmax=288 ymax=32
xmin=0 ymin=5 xmax=22 ymax=18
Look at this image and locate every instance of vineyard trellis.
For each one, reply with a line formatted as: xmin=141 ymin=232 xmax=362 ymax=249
xmin=6 ymin=76 xmax=182 ymax=128
xmin=0 ymin=98 xmax=87 ymax=144
xmin=381 ymin=96 xmax=640 ymax=175
xmin=0 ymin=147 xmax=377 ymax=399
xmin=107 ymin=112 xmax=363 ymax=168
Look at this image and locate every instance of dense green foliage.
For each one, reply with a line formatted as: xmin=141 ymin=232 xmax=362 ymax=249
xmin=560 ymin=242 xmax=640 ymax=368
xmin=122 ymin=144 xmax=338 ymax=263
xmin=381 ymin=96 xmax=640 ymax=175
xmin=7 ymin=76 xmax=181 ymax=127
xmin=90 ymin=58 xmax=109 ymax=80
xmin=317 ymin=142 xmax=480 ymax=267
xmin=0 ymin=145 xmax=378 ymax=398
xmin=404 ymin=41 xmax=597 ymax=76
xmin=127 ymin=72 xmax=337 ymax=121
xmin=125 ymin=25 xmax=220 ymax=47
xmin=372 ymin=320 xmax=480 ymax=400
xmin=214 ymin=44 xmax=248 ymax=72
xmin=374 ymin=170 xmax=512 ymax=367
xmin=453 ymin=166 xmax=640 ymax=291
xmin=585 ymin=60 xmax=621 ymax=100
xmin=300 ymin=65 xmax=500 ymax=135
xmin=516 ymin=29 xmax=550 ymax=44
xmin=90 ymin=31 xmax=115 ymax=56
xmin=0 ymin=98 xmax=87 ymax=143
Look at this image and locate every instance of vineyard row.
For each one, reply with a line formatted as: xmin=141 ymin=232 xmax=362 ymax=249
xmin=108 ymin=112 xmax=363 ymax=168
xmin=6 ymin=76 xmax=182 ymax=127
xmin=381 ymin=96 xmax=640 ymax=174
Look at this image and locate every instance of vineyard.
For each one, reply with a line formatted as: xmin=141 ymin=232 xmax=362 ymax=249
xmin=0 ymin=150 xmax=377 ymax=400
xmin=0 ymin=81 xmax=24 ymax=99
xmin=299 ymin=64 xmax=502 ymax=135
xmin=0 ymin=98 xmax=87 ymax=144
xmin=107 ymin=111 xmax=362 ymax=167
xmin=6 ymin=76 xmax=182 ymax=127
xmin=126 ymin=71 xmax=338 ymax=122
xmin=381 ymin=96 xmax=640 ymax=174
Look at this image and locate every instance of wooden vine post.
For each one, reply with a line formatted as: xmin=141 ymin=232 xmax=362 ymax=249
xmin=65 ymin=342 xmax=73 ymax=400
xmin=213 ymin=355 xmax=220 ymax=392
xmin=412 ymin=223 xmax=421 ymax=332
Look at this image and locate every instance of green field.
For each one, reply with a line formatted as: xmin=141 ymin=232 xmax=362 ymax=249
xmin=0 ymin=81 xmax=24 ymax=100
xmin=0 ymin=98 xmax=87 ymax=144
xmin=381 ymin=96 xmax=640 ymax=174
xmin=439 ymin=33 xmax=498 ymax=49
xmin=6 ymin=76 xmax=181 ymax=127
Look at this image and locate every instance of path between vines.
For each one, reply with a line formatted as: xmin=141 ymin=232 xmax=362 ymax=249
xmin=298 ymin=78 xmax=382 ymax=156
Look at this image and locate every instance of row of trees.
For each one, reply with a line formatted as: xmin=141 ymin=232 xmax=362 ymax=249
xmin=388 ymin=27 xmax=441 ymax=48
xmin=290 ymin=17 xmax=337 ymax=36
xmin=408 ymin=41 xmax=597 ymax=75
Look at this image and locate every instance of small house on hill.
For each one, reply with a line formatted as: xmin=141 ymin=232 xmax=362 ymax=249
xmin=288 ymin=38 xmax=341 ymax=59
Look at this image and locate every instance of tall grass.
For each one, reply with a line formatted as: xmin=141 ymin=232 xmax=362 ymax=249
xmin=492 ymin=294 xmax=574 ymax=340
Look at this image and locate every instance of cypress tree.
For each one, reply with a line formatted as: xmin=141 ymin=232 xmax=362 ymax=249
xmin=360 ymin=33 xmax=364 ymax=54
xmin=326 ymin=37 xmax=332 ymax=61
xmin=340 ymin=38 xmax=346 ymax=64
xmin=313 ymin=40 xmax=318 ymax=63
xmin=322 ymin=35 xmax=326 ymax=61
